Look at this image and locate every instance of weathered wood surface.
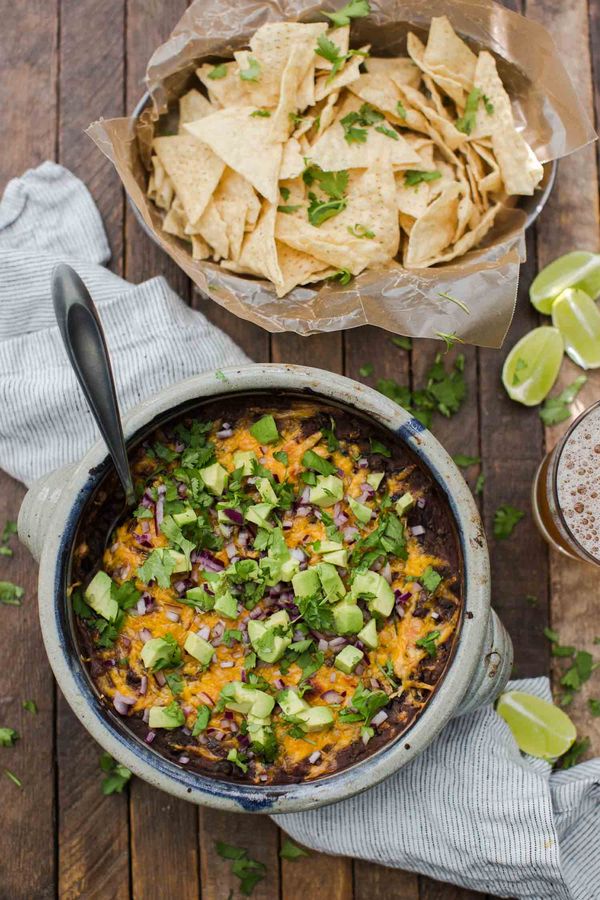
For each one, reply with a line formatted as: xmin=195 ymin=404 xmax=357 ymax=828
xmin=0 ymin=0 xmax=598 ymax=898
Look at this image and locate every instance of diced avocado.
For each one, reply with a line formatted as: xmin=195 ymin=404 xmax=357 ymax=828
xmin=222 ymin=682 xmax=274 ymax=717
xmin=256 ymin=477 xmax=278 ymax=505
xmin=334 ymin=645 xmax=364 ymax=674
xmin=214 ymin=591 xmax=238 ymax=619
xmin=292 ymin=567 xmax=320 ymax=597
xmin=172 ymin=507 xmax=197 ymax=526
xmin=351 ymin=571 xmax=395 ymax=618
xmin=395 ymin=491 xmax=415 ymax=516
xmin=184 ymin=586 xmax=214 ymax=610
xmin=199 ymin=461 xmax=229 ymax=495
xmin=278 ymin=556 xmax=300 ymax=582
xmin=84 ymin=571 xmax=118 ymax=622
xmin=318 ymin=540 xmax=344 ymax=554
xmin=366 ymin=472 xmax=385 ymax=490
xmin=348 ymin=496 xmax=372 ymax=524
xmin=297 ymin=705 xmax=334 ymax=732
xmin=184 ymin=632 xmax=214 ymax=666
xmin=316 ymin=562 xmax=347 ymax=602
xmin=247 ymin=610 xmax=292 ymax=663
xmin=333 ymin=601 xmax=364 ymax=635
xmin=245 ymin=502 xmax=275 ymax=529
xmin=249 ymin=691 xmax=275 ymax=719
xmin=233 ymin=450 xmax=257 ymax=476
xmin=250 ymin=414 xmax=279 ymax=444
xmin=148 ymin=705 xmax=184 ymax=729
xmin=322 ymin=549 xmax=348 ymax=568
xmin=309 ymin=474 xmax=344 ymax=508
xmin=278 ymin=689 xmax=309 ymax=717
xmin=357 ymin=618 xmax=378 ymax=649
xmin=246 ymin=714 xmax=272 ymax=747
xmin=140 ymin=637 xmax=173 ymax=670
xmin=168 ymin=549 xmax=190 ymax=573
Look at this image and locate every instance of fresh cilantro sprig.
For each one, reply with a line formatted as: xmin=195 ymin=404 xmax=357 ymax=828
xmin=0 ymin=520 xmax=17 ymax=557
xmin=493 ymin=505 xmax=524 ymax=540
xmin=415 ymin=629 xmax=441 ymax=657
xmin=404 ymin=169 xmax=441 ymax=187
xmin=99 ymin=752 xmax=132 ymax=795
xmin=0 ymin=581 xmax=24 ymax=606
xmin=215 ymin=842 xmax=267 ymax=896
xmin=456 ymin=88 xmax=494 ymax=135
xmin=280 ymin=839 xmax=309 ymax=860
xmin=323 ymin=0 xmax=371 ymax=28
xmin=0 ymin=727 xmax=18 ymax=747
xmin=339 ymin=683 xmax=389 ymax=744
xmin=540 ymin=376 xmax=587 ymax=426
xmin=376 ymin=353 xmax=467 ymax=429
xmin=340 ymin=103 xmax=390 ymax=144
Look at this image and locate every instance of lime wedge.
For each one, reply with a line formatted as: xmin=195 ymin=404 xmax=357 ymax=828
xmin=502 ymin=326 xmax=563 ymax=406
xmin=551 ymin=287 xmax=600 ymax=369
xmin=497 ymin=691 xmax=576 ymax=760
xmin=530 ymin=251 xmax=600 ymax=314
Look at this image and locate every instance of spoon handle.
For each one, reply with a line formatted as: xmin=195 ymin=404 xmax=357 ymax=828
xmin=51 ymin=263 xmax=136 ymax=507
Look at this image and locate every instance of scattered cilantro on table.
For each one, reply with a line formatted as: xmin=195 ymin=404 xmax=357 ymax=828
xmin=0 ymin=727 xmax=18 ymax=747
xmin=0 ymin=582 xmax=24 ymax=606
xmin=280 ymin=838 xmax=308 ymax=861
xmin=0 ymin=520 xmax=17 ymax=557
xmin=539 ymin=375 xmax=587 ymax=426
xmin=4 ymin=769 xmax=22 ymax=788
xmin=493 ymin=505 xmax=524 ymax=540
xmin=99 ymin=752 xmax=132 ymax=795
xmin=452 ymin=454 xmax=481 ymax=468
xmin=557 ymin=736 xmax=590 ymax=770
xmin=215 ymin=841 xmax=267 ymax=896
xmin=22 ymin=700 xmax=37 ymax=715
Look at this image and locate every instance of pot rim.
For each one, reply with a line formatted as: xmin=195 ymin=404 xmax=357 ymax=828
xmin=38 ymin=363 xmax=490 ymax=813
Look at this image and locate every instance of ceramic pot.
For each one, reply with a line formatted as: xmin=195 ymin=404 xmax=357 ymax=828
xmin=18 ymin=364 xmax=512 ymax=813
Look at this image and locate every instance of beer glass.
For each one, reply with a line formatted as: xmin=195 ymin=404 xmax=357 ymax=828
xmin=532 ymin=400 xmax=600 ymax=566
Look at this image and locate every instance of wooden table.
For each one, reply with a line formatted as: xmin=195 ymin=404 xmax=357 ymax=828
xmin=1 ymin=1 xmax=598 ymax=898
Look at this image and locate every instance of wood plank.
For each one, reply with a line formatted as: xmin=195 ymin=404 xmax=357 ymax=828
xmin=124 ymin=4 xmax=200 ymax=898
xmin=0 ymin=3 xmax=58 ymax=898
xmin=419 ymin=882 xmax=486 ymax=900
xmin=198 ymin=809 xmax=280 ymax=900
xmin=55 ymin=3 xmax=131 ymax=897
xmin=190 ymin=289 xmax=270 ymax=363
xmin=0 ymin=477 xmax=56 ymax=899
xmin=526 ymin=0 xmax=600 ymax=755
xmin=355 ymin=861 xmax=418 ymax=900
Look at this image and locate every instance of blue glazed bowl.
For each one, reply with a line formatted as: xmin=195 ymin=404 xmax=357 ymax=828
xmin=19 ymin=364 xmax=512 ymax=813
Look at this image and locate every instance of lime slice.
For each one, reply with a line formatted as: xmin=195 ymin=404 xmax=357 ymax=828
xmin=530 ymin=251 xmax=600 ymax=314
xmin=497 ymin=691 xmax=576 ymax=760
xmin=502 ymin=326 xmax=563 ymax=406
xmin=551 ymin=287 xmax=600 ymax=369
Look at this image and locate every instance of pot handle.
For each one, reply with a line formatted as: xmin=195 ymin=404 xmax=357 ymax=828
xmin=455 ymin=609 xmax=513 ymax=716
xmin=18 ymin=465 xmax=76 ymax=563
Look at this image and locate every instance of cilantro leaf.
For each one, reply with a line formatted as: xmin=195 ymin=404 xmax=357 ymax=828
xmin=404 ymin=169 xmax=442 ymax=187
xmin=280 ymin=839 xmax=308 ymax=860
xmin=137 ymin=549 xmax=177 ymax=588
xmin=4 ymin=769 xmax=22 ymax=788
xmin=391 ymin=335 xmax=412 ymax=350
xmin=323 ymin=0 xmax=371 ymax=28
xmin=359 ymin=363 xmax=374 ymax=377
xmin=588 ymin=698 xmax=600 ymax=717
xmin=274 ymin=450 xmax=288 ymax=466
xmin=396 ymin=100 xmax=407 ymax=119
xmin=557 ymin=736 xmax=590 ymax=770
xmin=456 ymin=88 xmax=484 ymax=135
xmin=327 ymin=268 xmax=353 ymax=285
xmin=540 ymin=376 xmax=587 ymax=426
xmin=348 ymin=223 xmax=375 ymax=239
xmin=277 ymin=204 xmax=301 ymax=214
xmin=99 ymin=752 xmax=132 ymax=795
xmin=375 ymin=124 xmax=399 ymax=140
xmin=0 ymin=581 xmax=24 ymax=606
xmin=250 ymin=109 xmax=270 ymax=117
xmin=302 ymin=449 xmax=337 ymax=476
xmin=0 ymin=520 xmax=17 ymax=557
xmin=315 ymin=34 xmax=347 ymax=79
xmin=493 ymin=505 xmax=524 ymax=540
xmin=415 ymin=629 xmax=441 ymax=657
xmin=192 ymin=705 xmax=211 ymax=735
xmin=420 ymin=566 xmax=442 ymax=593
xmin=452 ymin=454 xmax=481 ymax=468
xmin=304 ymin=164 xmax=350 ymax=201
xmin=369 ymin=437 xmax=391 ymax=457
xmin=0 ymin=727 xmax=18 ymax=747
xmin=239 ymin=57 xmax=261 ymax=82
xmin=297 ymin=594 xmax=334 ymax=632
xmin=208 ymin=63 xmax=228 ymax=80
xmin=475 ymin=473 xmax=485 ymax=495
xmin=307 ymin=192 xmax=347 ymax=227
xmin=215 ymin=842 xmax=267 ymax=896
xmin=22 ymin=700 xmax=37 ymax=714
xmin=165 ymin=672 xmax=184 ymax=696
xmin=339 ymin=682 xmax=389 ymax=731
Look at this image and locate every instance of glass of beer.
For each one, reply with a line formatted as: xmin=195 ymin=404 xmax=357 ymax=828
xmin=532 ymin=400 xmax=600 ymax=566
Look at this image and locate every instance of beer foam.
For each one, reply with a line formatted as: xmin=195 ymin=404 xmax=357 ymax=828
xmin=556 ymin=404 xmax=600 ymax=561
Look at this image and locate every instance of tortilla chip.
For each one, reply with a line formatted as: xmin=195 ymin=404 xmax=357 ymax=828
xmin=196 ymin=62 xmax=249 ymax=108
xmin=407 ymin=31 xmax=470 ymax=109
xmin=396 ymin=82 xmax=466 ymax=151
xmin=314 ymin=91 xmax=340 ymax=137
xmin=275 ymin=242 xmax=334 ymax=296
xmin=395 ymin=174 xmax=433 ymax=219
xmin=237 ymin=201 xmax=283 ymax=287
xmin=185 ymin=108 xmax=283 ymax=203
xmin=307 ymin=95 xmax=422 ymax=172
xmin=404 ymin=182 xmax=461 ymax=266
xmin=153 ymin=134 xmax=225 ymax=225
xmin=314 ymin=46 xmax=369 ymax=102
xmin=471 ymin=140 xmax=503 ymax=195
xmin=414 ymin=202 xmax=501 ymax=266
xmin=187 ymin=200 xmax=229 ymax=261
xmin=179 ymin=89 xmax=214 ymax=131
xmin=423 ymin=17 xmax=477 ymax=94
xmin=276 ymin=161 xmax=399 ymax=274
xmin=269 ymin=41 xmax=317 ymax=142
xmin=212 ymin=169 xmax=256 ymax=261
xmin=162 ymin=201 xmax=188 ymax=239
xmin=473 ymin=52 xmax=543 ymax=195
xmin=191 ymin=234 xmax=211 ymax=260
xmin=315 ymin=26 xmax=350 ymax=70
xmin=246 ymin=22 xmax=328 ymax=108
xmin=365 ymin=57 xmax=422 ymax=89
xmin=280 ymin=138 xmax=306 ymax=180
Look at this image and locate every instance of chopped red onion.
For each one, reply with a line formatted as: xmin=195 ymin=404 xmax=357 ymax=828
xmin=224 ymin=507 xmax=244 ymax=526
xmin=321 ymin=690 xmax=344 ymax=704
xmin=370 ymin=678 xmax=380 ymax=691
xmin=142 ymin=708 xmax=150 ymax=723
xmin=139 ymin=676 xmax=148 ymax=696
xmin=343 ymin=526 xmax=359 ymax=542
xmin=328 ymin=636 xmax=347 ymax=649
xmin=211 ymin=730 xmax=225 ymax=742
xmin=177 ymin=482 xmax=187 ymax=498
xmin=371 ymin=710 xmax=389 ymax=727
xmin=357 ymin=458 xmax=368 ymax=469
xmin=140 ymin=520 xmax=150 ymax=534
xmin=291 ymin=547 xmax=306 ymax=562
xmin=198 ymin=692 xmax=214 ymax=707
xmin=198 ymin=626 xmax=210 ymax=641
xmin=431 ymin=611 xmax=440 ymax=620
xmin=317 ymin=638 xmax=329 ymax=653
xmin=145 ymin=730 xmax=156 ymax=744
xmin=249 ymin=607 xmax=264 ymax=620
xmin=199 ymin=551 xmax=225 ymax=572
xmin=238 ymin=529 xmax=249 ymax=547
xmin=411 ymin=525 xmax=426 ymax=536
xmin=330 ymin=673 xmax=336 ymax=683
xmin=381 ymin=562 xmax=392 ymax=584
xmin=136 ymin=597 xmax=147 ymax=616
xmin=155 ymin=496 xmax=164 ymax=530
xmin=220 ymin=661 xmax=234 ymax=669
xmin=154 ymin=671 xmax=166 ymax=687
xmin=259 ymin=774 xmax=268 ymax=782
xmin=273 ymin=678 xmax=285 ymax=691
xmin=229 ymin=721 xmax=239 ymax=733
xmin=308 ymin=751 xmax=321 ymax=764
xmin=216 ymin=427 xmax=233 ymax=439
xmin=296 ymin=505 xmax=311 ymax=517
xmin=417 ymin=497 xmax=427 ymax=509
xmin=240 ymin=669 xmax=247 ymax=683
xmin=140 ymin=628 xmax=152 ymax=643
xmin=179 ymin=755 xmax=190 ymax=764
xmin=165 ymin=610 xmax=180 ymax=623
xmin=300 ymin=486 xmax=311 ymax=504
xmin=219 ymin=524 xmax=233 ymax=539
xmin=355 ymin=663 xmax=365 ymax=676
xmin=113 ymin=692 xmax=135 ymax=716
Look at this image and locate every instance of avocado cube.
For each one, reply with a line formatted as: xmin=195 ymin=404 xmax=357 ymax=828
xmin=357 ymin=618 xmax=379 ymax=649
xmin=316 ymin=562 xmax=347 ymax=602
xmin=246 ymin=714 xmax=272 ymax=747
xmin=351 ymin=571 xmax=395 ymax=618
xmin=277 ymin=689 xmax=309 ymax=717
xmin=322 ymin=549 xmax=349 ymax=568
xmin=334 ymin=645 xmax=364 ymax=674
xmin=214 ymin=591 xmax=238 ymax=619
xmin=366 ymin=472 xmax=385 ymax=490
xmin=233 ymin=450 xmax=257 ymax=476
xmin=148 ymin=705 xmax=183 ymax=729
xmin=141 ymin=636 xmax=175 ymax=671
xmin=256 ymin=477 xmax=278 ymax=505
xmin=278 ymin=556 xmax=300 ymax=582
xmin=184 ymin=586 xmax=214 ymax=610
xmin=168 ymin=549 xmax=190 ymax=573
xmin=333 ymin=601 xmax=364 ymax=635
xmin=395 ymin=491 xmax=415 ymax=517
xmin=348 ymin=496 xmax=372 ymax=524
xmin=199 ymin=462 xmax=229 ymax=496
xmin=297 ymin=705 xmax=334 ymax=732
xmin=318 ymin=540 xmax=344 ymax=554
xmin=172 ymin=507 xmax=197 ymax=526
xmin=245 ymin=502 xmax=275 ymax=529
xmin=247 ymin=611 xmax=292 ymax=663
xmin=292 ymin=568 xmax=320 ymax=598
xmin=184 ymin=632 xmax=214 ymax=666
xmin=84 ymin=571 xmax=118 ymax=622
xmin=250 ymin=691 xmax=275 ymax=719
xmin=309 ymin=475 xmax=344 ymax=508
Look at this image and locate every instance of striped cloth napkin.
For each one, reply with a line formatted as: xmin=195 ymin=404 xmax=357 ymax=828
xmin=1 ymin=163 xmax=599 ymax=900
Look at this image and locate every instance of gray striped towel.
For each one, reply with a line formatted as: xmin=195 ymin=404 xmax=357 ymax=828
xmin=1 ymin=164 xmax=599 ymax=900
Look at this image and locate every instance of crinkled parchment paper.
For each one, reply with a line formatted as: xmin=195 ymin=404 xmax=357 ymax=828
xmin=87 ymin=0 xmax=596 ymax=347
